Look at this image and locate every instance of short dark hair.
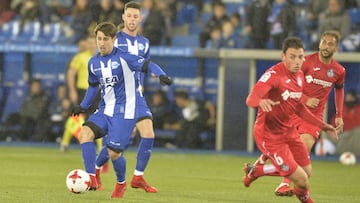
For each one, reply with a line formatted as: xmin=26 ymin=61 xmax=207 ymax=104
xmin=212 ymin=1 xmax=225 ymax=8
xmin=282 ymin=37 xmax=304 ymax=54
xmin=125 ymin=1 xmax=141 ymax=11
xmin=321 ymin=30 xmax=341 ymax=44
xmin=94 ymin=22 xmax=117 ymax=38
xmin=31 ymin=78 xmax=41 ymax=85
xmin=174 ymin=90 xmax=189 ymax=100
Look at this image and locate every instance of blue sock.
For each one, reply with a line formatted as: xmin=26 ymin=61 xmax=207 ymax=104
xmin=96 ymin=146 xmax=109 ymax=167
xmin=135 ymin=138 xmax=154 ymax=173
xmin=112 ymin=156 xmax=126 ymax=182
xmin=80 ymin=142 xmax=96 ymax=175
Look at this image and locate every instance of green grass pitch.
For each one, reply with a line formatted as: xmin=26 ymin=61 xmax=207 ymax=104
xmin=0 ymin=146 xmax=359 ymax=203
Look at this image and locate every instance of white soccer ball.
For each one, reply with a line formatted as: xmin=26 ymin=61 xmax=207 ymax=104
xmin=339 ymin=152 xmax=357 ymax=165
xmin=66 ymin=169 xmax=91 ymax=193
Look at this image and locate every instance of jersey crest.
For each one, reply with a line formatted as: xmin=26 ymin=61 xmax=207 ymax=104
xmin=327 ymin=69 xmax=334 ymax=78
xmin=111 ymin=61 xmax=120 ymax=69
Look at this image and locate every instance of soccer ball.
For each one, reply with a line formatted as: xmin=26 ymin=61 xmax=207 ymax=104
xmin=66 ymin=169 xmax=91 ymax=193
xmin=339 ymin=152 xmax=357 ymax=165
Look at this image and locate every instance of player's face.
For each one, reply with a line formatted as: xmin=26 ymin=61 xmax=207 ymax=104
xmin=122 ymin=8 xmax=142 ymax=33
xmin=282 ymin=48 xmax=305 ymax=74
xmin=319 ymin=35 xmax=338 ymax=59
xmin=96 ymin=31 xmax=115 ymax=56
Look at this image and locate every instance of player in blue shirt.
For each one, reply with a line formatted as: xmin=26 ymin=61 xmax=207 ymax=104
xmin=94 ymin=1 xmax=160 ymax=193
xmin=71 ymin=21 xmax=171 ymax=198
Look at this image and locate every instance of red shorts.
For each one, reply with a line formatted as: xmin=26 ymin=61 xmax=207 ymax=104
xmin=292 ymin=116 xmax=321 ymax=140
xmin=254 ymin=125 xmax=311 ymax=177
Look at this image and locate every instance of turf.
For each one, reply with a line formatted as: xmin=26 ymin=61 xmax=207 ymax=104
xmin=0 ymin=146 xmax=359 ymax=203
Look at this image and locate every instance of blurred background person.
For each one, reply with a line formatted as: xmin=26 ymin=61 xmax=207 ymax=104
xmin=18 ymin=79 xmax=50 ymax=141
xmin=229 ymin=12 xmax=248 ymax=47
xmin=67 ymin=35 xmax=96 ymax=107
xmin=43 ymin=0 xmax=73 ymax=22
xmin=48 ymin=83 xmax=71 ymax=142
xmin=88 ymin=0 xmax=118 ymax=34
xmin=332 ymin=89 xmax=360 ymax=156
xmin=19 ymin=0 xmax=42 ymax=25
xmin=148 ymin=89 xmax=175 ymax=129
xmin=244 ymin=0 xmax=271 ymax=49
xmin=139 ymin=0 xmax=166 ymax=45
xmin=218 ymin=19 xmax=243 ymax=48
xmin=199 ymin=1 xmax=228 ymax=48
xmin=332 ymin=89 xmax=360 ymax=133
xmin=168 ymin=90 xmax=216 ymax=149
xmin=0 ymin=0 xmax=16 ymax=26
xmin=68 ymin=0 xmax=92 ymax=44
xmin=316 ymin=0 xmax=351 ymax=49
xmin=267 ymin=0 xmax=295 ymax=49
xmin=305 ymin=0 xmax=328 ymax=43
xmin=205 ymin=25 xmax=222 ymax=49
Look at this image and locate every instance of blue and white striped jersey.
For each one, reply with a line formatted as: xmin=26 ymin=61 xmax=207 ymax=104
xmin=114 ymin=31 xmax=150 ymax=60
xmin=114 ymin=31 xmax=150 ymax=107
xmin=85 ymin=48 xmax=164 ymax=119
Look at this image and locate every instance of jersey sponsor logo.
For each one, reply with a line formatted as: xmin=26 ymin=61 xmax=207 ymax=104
xmin=259 ymin=72 xmax=271 ymax=83
xmin=100 ymin=75 xmax=119 ymax=87
xmin=285 ymin=79 xmax=291 ymax=83
xmin=313 ymin=67 xmax=320 ymax=71
xmin=305 ymin=75 xmax=332 ymax=88
xmin=111 ymin=61 xmax=120 ymax=69
xmin=281 ymin=90 xmax=302 ymax=101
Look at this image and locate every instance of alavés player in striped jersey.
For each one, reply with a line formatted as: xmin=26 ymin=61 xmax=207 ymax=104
xmin=71 ymin=21 xmax=171 ymax=198
xmin=94 ymin=1 xmax=159 ymax=193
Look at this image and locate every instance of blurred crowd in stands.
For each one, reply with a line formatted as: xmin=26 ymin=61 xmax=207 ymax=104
xmin=0 ymin=0 xmax=359 ymax=51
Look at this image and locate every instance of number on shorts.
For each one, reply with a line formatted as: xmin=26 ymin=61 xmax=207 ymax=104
xmin=274 ymin=153 xmax=284 ymax=166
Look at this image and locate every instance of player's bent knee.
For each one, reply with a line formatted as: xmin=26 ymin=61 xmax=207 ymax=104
xmin=302 ymin=165 xmax=312 ymax=178
xmin=78 ymin=126 xmax=95 ymax=143
xmin=290 ymin=167 xmax=310 ymax=189
xmin=107 ymin=148 xmax=123 ymax=160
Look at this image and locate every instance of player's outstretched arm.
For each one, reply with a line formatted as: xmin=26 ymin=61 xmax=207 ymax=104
xmin=296 ymin=102 xmax=338 ymax=140
xmin=334 ymin=87 xmax=344 ymax=133
xmin=322 ymin=123 xmax=338 ymax=141
xmin=75 ymin=84 xmax=99 ymax=113
xmin=246 ymin=85 xmax=276 ymax=111
xmin=142 ymin=61 xmax=172 ymax=85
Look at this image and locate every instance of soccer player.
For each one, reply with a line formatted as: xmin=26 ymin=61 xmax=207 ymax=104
xmin=243 ymin=37 xmax=338 ymax=203
xmin=94 ymin=1 xmax=159 ymax=193
xmin=255 ymin=30 xmax=346 ymax=196
xmin=71 ymin=22 xmax=171 ymax=198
